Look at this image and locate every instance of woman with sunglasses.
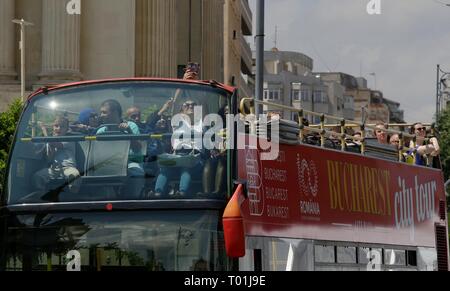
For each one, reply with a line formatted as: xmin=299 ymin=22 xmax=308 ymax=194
xmin=406 ymin=123 xmax=440 ymax=166
xmin=151 ymin=99 xmax=205 ymax=198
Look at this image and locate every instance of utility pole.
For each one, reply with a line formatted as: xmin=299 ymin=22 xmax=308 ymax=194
xmin=12 ymin=19 xmax=33 ymax=103
xmin=437 ymin=65 xmax=450 ymax=121
xmin=255 ymin=0 xmax=265 ymax=118
xmin=437 ymin=64 xmax=440 ymax=121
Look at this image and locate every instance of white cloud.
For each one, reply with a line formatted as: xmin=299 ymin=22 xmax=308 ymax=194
xmin=250 ymin=0 xmax=450 ymax=122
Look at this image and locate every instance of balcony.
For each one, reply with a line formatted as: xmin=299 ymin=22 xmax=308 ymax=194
xmin=240 ymin=35 xmax=253 ymax=75
xmin=241 ymin=0 xmax=252 ymax=36
xmin=239 ymin=74 xmax=254 ymax=98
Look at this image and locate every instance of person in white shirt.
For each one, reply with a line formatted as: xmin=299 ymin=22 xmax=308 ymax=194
xmin=152 ymin=100 xmax=205 ymax=198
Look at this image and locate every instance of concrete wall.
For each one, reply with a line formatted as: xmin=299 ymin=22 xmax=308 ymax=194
xmin=0 ymin=0 xmax=231 ymax=111
xmin=15 ymin=0 xmax=42 ymax=87
xmin=82 ymin=0 xmax=135 ymax=80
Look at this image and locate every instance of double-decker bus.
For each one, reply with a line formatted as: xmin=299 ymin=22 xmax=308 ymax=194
xmin=0 ymin=78 xmax=448 ymax=271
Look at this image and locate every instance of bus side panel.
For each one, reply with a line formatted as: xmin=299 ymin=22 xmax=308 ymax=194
xmin=237 ymin=138 xmax=446 ymax=249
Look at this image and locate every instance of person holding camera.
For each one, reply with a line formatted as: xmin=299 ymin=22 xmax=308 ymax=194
xmin=406 ymin=123 xmax=440 ymax=166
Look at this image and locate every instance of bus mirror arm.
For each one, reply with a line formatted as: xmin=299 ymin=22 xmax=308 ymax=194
xmin=233 ymin=180 xmax=248 ymax=199
xmin=223 ymin=184 xmax=246 ymax=258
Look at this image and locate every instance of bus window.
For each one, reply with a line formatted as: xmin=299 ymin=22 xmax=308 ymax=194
xmin=417 ymin=247 xmax=438 ymax=271
xmin=384 ymin=249 xmax=406 ymax=266
xmin=6 ymin=81 xmax=230 ymax=204
xmin=337 ymin=246 xmax=357 ymax=264
xmin=314 ymin=245 xmax=335 ymax=264
xmin=2 ymin=210 xmax=230 ymax=271
xmin=267 ymin=240 xmax=291 ymax=271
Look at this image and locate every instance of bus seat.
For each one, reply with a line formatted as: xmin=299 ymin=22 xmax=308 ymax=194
xmin=79 ymin=140 xmax=131 ymax=198
xmin=364 ymin=138 xmax=398 ymax=162
xmin=75 ymin=141 xmax=88 ymax=176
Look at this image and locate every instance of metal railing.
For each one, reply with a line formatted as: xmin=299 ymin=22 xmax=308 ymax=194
xmin=240 ymin=97 xmax=438 ymax=167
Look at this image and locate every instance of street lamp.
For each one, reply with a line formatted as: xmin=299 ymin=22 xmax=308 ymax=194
xmin=12 ymin=19 xmax=34 ymax=103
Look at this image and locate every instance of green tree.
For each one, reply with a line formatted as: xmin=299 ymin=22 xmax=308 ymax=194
xmin=0 ymin=99 xmax=23 ymax=191
xmin=438 ymin=108 xmax=450 ymax=179
xmin=437 ymin=108 xmax=450 ymax=221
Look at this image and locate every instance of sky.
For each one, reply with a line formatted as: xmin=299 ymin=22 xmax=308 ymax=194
xmin=249 ymin=0 xmax=450 ymax=123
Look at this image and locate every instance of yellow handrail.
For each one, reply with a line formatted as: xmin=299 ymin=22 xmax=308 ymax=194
xmin=240 ymin=97 xmax=436 ymax=166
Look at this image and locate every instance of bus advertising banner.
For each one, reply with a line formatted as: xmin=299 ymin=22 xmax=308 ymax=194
xmin=238 ymin=142 xmax=446 ymax=248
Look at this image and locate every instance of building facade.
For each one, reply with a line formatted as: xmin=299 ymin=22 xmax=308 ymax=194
xmin=383 ymin=98 xmax=405 ymax=124
xmin=317 ymin=72 xmax=403 ymax=125
xmin=224 ymin=0 xmax=253 ymax=98
xmin=315 ymin=72 xmax=355 ymax=121
xmin=0 ymin=0 xmax=252 ymax=111
xmin=345 ymin=79 xmax=390 ymax=124
xmin=261 ymin=48 xmax=331 ymax=122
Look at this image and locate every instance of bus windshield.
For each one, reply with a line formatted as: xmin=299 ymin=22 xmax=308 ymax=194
xmin=6 ymin=81 xmax=231 ymax=204
xmin=3 ymin=210 xmax=229 ymax=271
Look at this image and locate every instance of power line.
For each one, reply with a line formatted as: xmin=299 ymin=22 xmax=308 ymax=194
xmin=433 ymin=0 xmax=450 ymax=6
xmin=308 ymin=39 xmax=332 ymax=72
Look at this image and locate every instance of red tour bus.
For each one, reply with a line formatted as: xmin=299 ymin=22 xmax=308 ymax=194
xmin=226 ymin=137 xmax=449 ymax=271
xmin=0 ymin=78 xmax=448 ymax=271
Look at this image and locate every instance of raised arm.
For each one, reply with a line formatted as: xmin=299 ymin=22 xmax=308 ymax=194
xmin=417 ymin=137 xmax=440 ymax=156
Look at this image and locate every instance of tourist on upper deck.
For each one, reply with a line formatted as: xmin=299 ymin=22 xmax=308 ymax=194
xmin=97 ymin=99 xmax=145 ymax=198
xmin=375 ymin=122 xmax=388 ymax=145
xmin=33 ymin=115 xmax=80 ymax=194
xmin=389 ymin=133 xmax=400 ymax=149
xmin=151 ymin=99 xmax=205 ymax=198
xmin=407 ymin=123 xmax=440 ymax=166
xmin=353 ymin=131 xmax=363 ymax=146
xmin=126 ymin=106 xmax=147 ymax=133
xmin=71 ymin=108 xmax=99 ymax=135
xmin=146 ymin=98 xmax=174 ymax=133
xmin=201 ymin=104 xmax=228 ymax=197
xmin=171 ymin=62 xmax=201 ymax=113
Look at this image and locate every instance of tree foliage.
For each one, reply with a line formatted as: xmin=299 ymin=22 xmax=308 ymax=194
xmin=437 ymin=108 xmax=450 ymax=181
xmin=0 ymin=99 xmax=23 ymax=191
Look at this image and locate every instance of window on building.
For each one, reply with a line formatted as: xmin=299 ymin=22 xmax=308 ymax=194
xmin=264 ymin=89 xmax=281 ymax=101
xmin=313 ymin=91 xmax=328 ymax=103
xmin=301 ymin=89 xmax=310 ymax=102
xmin=270 ymin=91 xmax=275 ymax=100
xmin=344 ymin=95 xmax=354 ymax=109
xmin=292 ymin=89 xmax=301 ymax=102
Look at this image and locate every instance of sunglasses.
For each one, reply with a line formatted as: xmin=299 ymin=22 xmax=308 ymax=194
xmin=183 ymin=103 xmax=197 ymax=108
xmin=415 ymin=127 xmax=426 ymax=131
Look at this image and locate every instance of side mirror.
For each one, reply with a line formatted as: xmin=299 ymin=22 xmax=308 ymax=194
xmin=222 ymin=184 xmax=246 ymax=258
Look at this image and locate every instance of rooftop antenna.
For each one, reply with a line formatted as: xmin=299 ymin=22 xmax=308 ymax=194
xmin=274 ymin=25 xmax=278 ymax=48
xmin=360 ymin=59 xmax=363 ymax=77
